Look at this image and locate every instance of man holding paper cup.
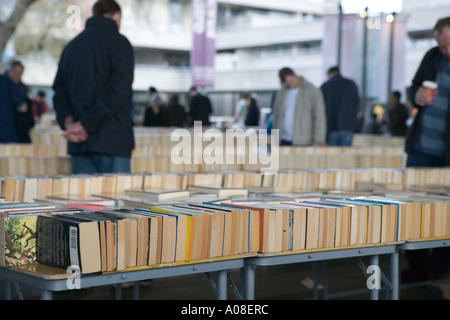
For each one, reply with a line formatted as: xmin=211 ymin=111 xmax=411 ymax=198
xmin=406 ymin=17 xmax=450 ymax=168
xmin=403 ymin=17 xmax=450 ymax=283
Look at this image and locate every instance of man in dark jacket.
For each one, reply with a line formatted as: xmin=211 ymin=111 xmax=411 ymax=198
xmin=0 ymin=63 xmax=28 ymax=143
xmin=0 ymin=60 xmax=34 ymax=143
xmin=188 ymin=86 xmax=213 ymax=126
xmin=53 ymin=0 xmax=135 ymax=174
xmin=320 ymin=66 xmax=359 ymax=146
xmin=403 ymin=17 xmax=450 ymax=283
xmin=406 ymin=17 xmax=450 ymax=167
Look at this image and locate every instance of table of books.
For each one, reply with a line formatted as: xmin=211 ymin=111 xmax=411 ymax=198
xmin=1 ymin=177 xmax=449 ymax=300
xmin=0 ymin=255 xmax=247 ymax=300
xmin=242 ymin=243 xmax=399 ymax=300
xmin=3 ymin=240 xmax=450 ymax=300
xmin=0 ymin=244 xmax=398 ymax=300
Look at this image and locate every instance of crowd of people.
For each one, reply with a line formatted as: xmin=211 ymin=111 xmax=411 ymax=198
xmin=0 ymin=0 xmax=448 ymax=287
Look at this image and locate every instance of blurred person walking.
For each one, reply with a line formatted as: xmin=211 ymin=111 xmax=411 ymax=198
xmin=166 ymin=94 xmax=187 ymax=127
xmin=272 ymin=67 xmax=326 ymax=146
xmin=31 ymin=90 xmax=51 ymax=122
xmin=0 ymin=61 xmax=30 ymax=143
xmin=53 ymin=0 xmax=135 ymax=174
xmin=244 ymin=94 xmax=260 ymax=127
xmin=403 ymin=17 xmax=450 ymax=283
xmin=231 ymin=93 xmax=249 ymax=128
xmin=143 ymin=86 xmax=168 ymax=127
xmin=1 ymin=60 xmax=34 ymax=143
xmin=386 ymin=91 xmax=409 ymax=137
xmin=320 ymin=66 xmax=359 ymax=146
xmin=188 ymin=86 xmax=213 ymax=127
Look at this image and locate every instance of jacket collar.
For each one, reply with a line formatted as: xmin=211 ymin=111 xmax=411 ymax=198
xmin=85 ymin=15 xmax=118 ymax=32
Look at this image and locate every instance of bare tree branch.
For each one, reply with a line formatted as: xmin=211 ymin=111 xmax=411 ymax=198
xmin=0 ymin=0 xmax=39 ymax=68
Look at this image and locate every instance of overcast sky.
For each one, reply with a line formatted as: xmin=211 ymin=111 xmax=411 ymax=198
xmin=340 ymin=0 xmax=403 ymax=14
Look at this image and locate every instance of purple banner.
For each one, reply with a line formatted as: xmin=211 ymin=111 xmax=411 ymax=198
xmin=190 ymin=0 xmax=217 ymax=87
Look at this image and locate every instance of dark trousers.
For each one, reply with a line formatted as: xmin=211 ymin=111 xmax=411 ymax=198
xmin=71 ymin=152 xmax=131 ymax=174
xmin=280 ymin=140 xmax=293 ymax=146
xmin=326 ymin=130 xmax=354 ymax=146
xmin=406 ymin=148 xmax=446 ymax=167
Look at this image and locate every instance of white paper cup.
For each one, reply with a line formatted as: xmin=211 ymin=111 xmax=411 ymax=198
xmin=422 ymin=81 xmax=438 ymax=105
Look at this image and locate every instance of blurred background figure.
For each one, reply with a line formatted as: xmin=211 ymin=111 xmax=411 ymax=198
xmin=0 ymin=60 xmax=29 ymax=143
xmin=230 ymin=93 xmax=249 ymax=128
xmin=272 ymin=67 xmax=326 ymax=146
xmin=244 ymin=93 xmax=260 ymax=127
xmin=188 ymin=86 xmax=213 ymax=127
xmin=166 ymin=93 xmax=187 ymax=127
xmin=52 ymin=0 xmax=135 ymax=174
xmin=143 ymin=86 xmax=168 ymax=127
xmin=4 ymin=60 xmax=34 ymax=143
xmin=386 ymin=91 xmax=409 ymax=136
xmin=320 ymin=66 xmax=359 ymax=146
xmin=31 ymin=90 xmax=51 ymax=122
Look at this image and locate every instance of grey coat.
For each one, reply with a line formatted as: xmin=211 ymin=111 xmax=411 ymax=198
xmin=272 ymin=77 xmax=327 ymax=146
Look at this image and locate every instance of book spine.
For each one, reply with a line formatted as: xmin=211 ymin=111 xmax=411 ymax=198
xmin=37 ymin=216 xmax=77 ymax=270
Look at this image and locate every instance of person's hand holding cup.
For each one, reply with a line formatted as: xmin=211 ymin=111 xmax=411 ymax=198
xmin=415 ymin=81 xmax=438 ymax=106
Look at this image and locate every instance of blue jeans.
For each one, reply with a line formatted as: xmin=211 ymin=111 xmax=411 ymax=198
xmin=326 ymin=130 xmax=354 ymax=146
xmin=71 ymin=152 xmax=131 ymax=174
xmin=406 ymin=148 xmax=446 ymax=168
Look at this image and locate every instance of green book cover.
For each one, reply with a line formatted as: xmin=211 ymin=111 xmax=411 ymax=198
xmin=4 ymin=215 xmax=39 ymax=267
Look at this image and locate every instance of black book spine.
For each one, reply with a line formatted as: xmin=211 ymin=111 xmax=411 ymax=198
xmin=37 ymin=216 xmax=80 ymax=270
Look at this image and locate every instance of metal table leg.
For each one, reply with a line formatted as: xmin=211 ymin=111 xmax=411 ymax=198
xmin=312 ymin=262 xmax=319 ymax=300
xmin=390 ymin=250 xmax=399 ymax=300
xmin=244 ymin=264 xmax=256 ymax=300
xmin=323 ymin=261 xmax=329 ymax=300
xmin=133 ymin=281 xmax=140 ymax=300
xmin=369 ymin=255 xmax=379 ymax=300
xmin=41 ymin=290 xmax=53 ymax=300
xmin=4 ymin=279 xmax=12 ymax=300
xmin=115 ymin=283 xmax=122 ymax=300
xmin=217 ymin=270 xmax=227 ymax=300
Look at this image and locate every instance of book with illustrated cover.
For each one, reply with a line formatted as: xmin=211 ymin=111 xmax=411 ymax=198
xmin=0 ymin=204 xmax=71 ymax=268
xmin=1 ymin=214 xmax=40 ymax=267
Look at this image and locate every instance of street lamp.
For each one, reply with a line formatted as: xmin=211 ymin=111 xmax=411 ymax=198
xmin=361 ymin=7 xmax=369 ymax=113
xmin=337 ymin=2 xmax=343 ymax=68
xmin=386 ymin=13 xmax=395 ymax=23
xmin=387 ymin=12 xmax=396 ymax=105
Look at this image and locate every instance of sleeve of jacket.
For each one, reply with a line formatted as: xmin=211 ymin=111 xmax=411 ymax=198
xmin=8 ymin=80 xmax=27 ymax=109
xmin=52 ymin=61 xmax=72 ymax=130
xmin=206 ymin=96 xmax=213 ymax=114
xmin=80 ymin=36 xmax=134 ymax=135
xmin=409 ymin=55 xmax=426 ymax=108
xmin=271 ymin=90 xmax=283 ymax=131
xmin=409 ymin=47 xmax=438 ymax=108
xmin=313 ymin=87 xmax=327 ymax=143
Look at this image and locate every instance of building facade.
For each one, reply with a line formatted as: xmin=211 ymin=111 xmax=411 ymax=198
xmin=7 ymin=0 xmax=450 ymax=119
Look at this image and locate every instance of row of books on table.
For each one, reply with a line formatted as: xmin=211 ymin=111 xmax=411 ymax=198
xmin=1 ymin=168 xmax=449 ymax=204
xmin=0 ymin=188 xmax=449 ymax=275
